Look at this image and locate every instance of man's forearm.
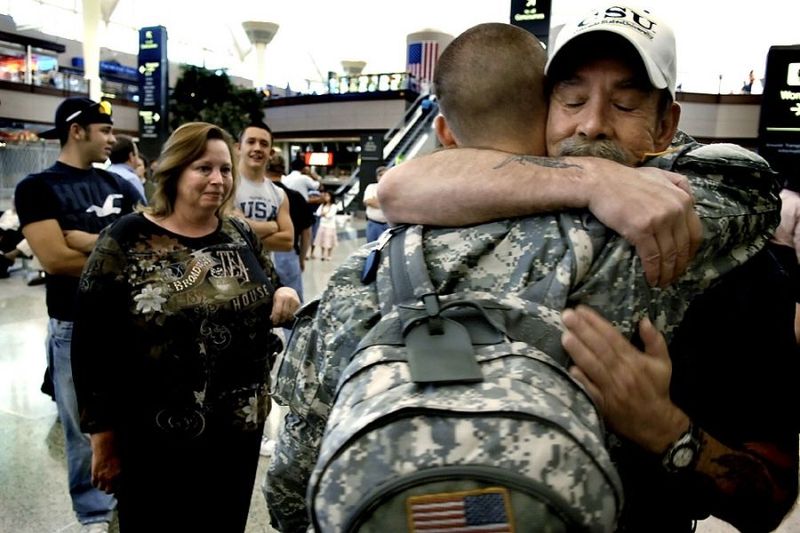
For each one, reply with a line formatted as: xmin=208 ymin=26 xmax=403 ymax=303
xmin=263 ymin=230 xmax=294 ymax=252
xmin=378 ymin=148 xmax=595 ymax=226
xmin=245 ymin=219 xmax=278 ymax=239
xmin=63 ymin=230 xmax=98 ymax=254
xmin=23 ymin=220 xmax=90 ymax=276
xmin=379 ymin=148 xmax=706 ymax=286
xmin=29 ymin=239 xmax=88 ymax=276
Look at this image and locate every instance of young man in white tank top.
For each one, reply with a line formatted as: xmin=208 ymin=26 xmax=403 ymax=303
xmin=234 ymin=122 xmax=294 ymax=253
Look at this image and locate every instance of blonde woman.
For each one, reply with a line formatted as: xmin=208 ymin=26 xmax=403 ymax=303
xmin=72 ymin=122 xmax=299 ymax=532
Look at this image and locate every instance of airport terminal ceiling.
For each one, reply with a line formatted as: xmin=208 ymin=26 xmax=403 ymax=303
xmin=0 ymin=0 xmax=798 ymax=95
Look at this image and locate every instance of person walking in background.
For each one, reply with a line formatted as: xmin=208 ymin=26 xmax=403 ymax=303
xmin=0 ymin=202 xmax=26 ymax=278
xmin=71 ymin=122 xmax=300 ymax=533
xmin=14 ymin=96 xmax=141 ymax=533
xmin=363 ymin=165 xmax=390 ymax=242
xmin=282 ymin=157 xmax=323 ymax=258
xmin=107 ymin=135 xmax=147 ymax=205
xmin=741 ymin=69 xmax=764 ymax=94
xmin=305 ymin=189 xmax=325 ymax=259
xmin=773 ymin=187 xmax=800 ymax=263
xmin=267 ymin=153 xmax=313 ymax=301
xmin=0 ymin=203 xmax=46 ymax=285
xmin=312 ymin=191 xmax=338 ymax=261
xmin=135 ymin=154 xmax=146 ymax=181
xmin=772 ymin=185 xmax=800 ymax=342
xmin=282 ymin=157 xmax=320 ymax=201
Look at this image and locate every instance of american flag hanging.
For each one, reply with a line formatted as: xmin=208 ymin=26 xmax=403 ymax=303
xmin=407 ymin=40 xmax=440 ymax=84
xmin=407 ymin=489 xmax=514 ymax=532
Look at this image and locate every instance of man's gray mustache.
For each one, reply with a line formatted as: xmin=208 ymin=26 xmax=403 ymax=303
xmin=557 ymin=139 xmax=628 ymax=164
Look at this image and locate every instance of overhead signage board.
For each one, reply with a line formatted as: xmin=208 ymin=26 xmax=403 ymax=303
xmin=510 ymin=0 xmax=552 ymax=45
xmin=758 ymin=45 xmax=800 ymax=187
xmin=360 ymin=133 xmax=384 ymax=162
xmin=137 ymin=26 xmax=169 ymax=160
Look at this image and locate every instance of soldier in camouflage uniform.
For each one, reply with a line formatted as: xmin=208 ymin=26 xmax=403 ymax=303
xmin=264 ymin=20 xmax=789 ymax=533
xmin=375 ymin=8 xmax=799 ymax=533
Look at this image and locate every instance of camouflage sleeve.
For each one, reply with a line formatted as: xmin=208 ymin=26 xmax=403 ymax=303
xmin=310 ymin=248 xmax=383 ymax=418
xmin=570 ymin=143 xmax=781 ymax=341
xmin=264 ymin=412 xmax=326 ymax=533
xmin=265 ymin=244 xmax=382 ymax=531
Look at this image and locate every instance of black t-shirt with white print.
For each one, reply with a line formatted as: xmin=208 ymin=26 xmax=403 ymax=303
xmin=15 ymin=161 xmax=140 ymax=321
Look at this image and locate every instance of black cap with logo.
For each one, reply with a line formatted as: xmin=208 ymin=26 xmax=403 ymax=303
xmin=38 ymin=97 xmax=113 ymax=139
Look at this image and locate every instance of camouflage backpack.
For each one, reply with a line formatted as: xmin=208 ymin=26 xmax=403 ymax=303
xmin=307 ymin=225 xmax=623 ymax=533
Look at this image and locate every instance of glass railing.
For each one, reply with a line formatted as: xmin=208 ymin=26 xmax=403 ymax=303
xmin=1 ymin=67 xmax=140 ymax=102
xmin=327 ymin=72 xmax=413 ymax=95
xmin=263 ymin=71 xmax=421 ymax=99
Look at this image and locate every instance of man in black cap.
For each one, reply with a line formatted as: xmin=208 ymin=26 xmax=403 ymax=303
xmin=15 ymin=96 xmax=141 ymax=532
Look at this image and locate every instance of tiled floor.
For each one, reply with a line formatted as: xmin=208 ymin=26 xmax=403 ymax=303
xmin=0 ymin=214 xmax=798 ymax=532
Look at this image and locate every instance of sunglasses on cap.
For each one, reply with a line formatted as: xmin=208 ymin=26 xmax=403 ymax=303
xmin=65 ymin=100 xmax=113 ymax=123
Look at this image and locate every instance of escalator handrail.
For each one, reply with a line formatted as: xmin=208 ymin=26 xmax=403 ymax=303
xmin=343 ymin=96 xmax=438 ymax=191
xmin=383 ymin=97 xmax=437 ymax=162
xmin=330 ymin=167 xmax=362 ymax=197
xmin=383 ymin=93 xmax=432 ymax=143
xmin=384 ymin=100 xmax=439 ymax=165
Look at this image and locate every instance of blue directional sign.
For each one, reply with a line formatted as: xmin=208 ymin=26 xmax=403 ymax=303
xmin=138 ymin=26 xmax=169 ymax=160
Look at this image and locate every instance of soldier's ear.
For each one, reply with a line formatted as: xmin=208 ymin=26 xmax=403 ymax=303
xmin=434 ymin=114 xmax=458 ymax=147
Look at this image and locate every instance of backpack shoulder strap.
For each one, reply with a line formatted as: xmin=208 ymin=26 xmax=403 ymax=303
xmin=374 ymin=224 xmax=433 ymax=314
xmin=376 ymin=224 xmax=483 ymax=384
xmin=390 ymin=225 xmax=436 ymax=301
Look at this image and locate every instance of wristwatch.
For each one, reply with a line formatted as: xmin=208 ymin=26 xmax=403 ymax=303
xmin=661 ymin=421 xmax=702 ymax=473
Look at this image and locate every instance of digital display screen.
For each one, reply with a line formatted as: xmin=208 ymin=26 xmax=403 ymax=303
xmin=305 ymin=152 xmax=334 ymax=166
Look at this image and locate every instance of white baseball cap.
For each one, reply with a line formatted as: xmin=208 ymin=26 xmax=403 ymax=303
xmin=545 ymin=5 xmax=677 ymax=98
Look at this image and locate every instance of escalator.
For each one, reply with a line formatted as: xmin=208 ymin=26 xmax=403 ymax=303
xmin=381 ymin=93 xmax=439 ymax=168
xmin=332 ymin=94 xmax=439 ymax=213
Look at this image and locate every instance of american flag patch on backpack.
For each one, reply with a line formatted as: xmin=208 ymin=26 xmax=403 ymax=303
xmin=406 ymin=488 xmax=514 ymax=532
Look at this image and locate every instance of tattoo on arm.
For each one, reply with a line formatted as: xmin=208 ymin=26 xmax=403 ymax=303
xmin=493 ymin=155 xmax=583 ymax=171
xmin=704 ymin=434 xmax=790 ymax=496
xmin=695 ymin=430 xmax=796 ymax=529
xmin=709 ymin=441 xmax=772 ymax=497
